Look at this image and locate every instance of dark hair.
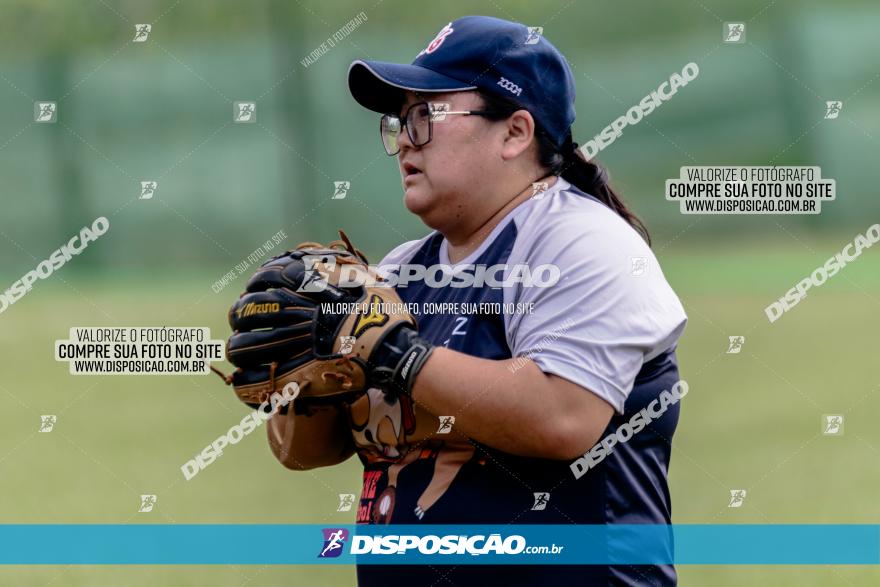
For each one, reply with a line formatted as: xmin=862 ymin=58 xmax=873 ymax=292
xmin=478 ymin=91 xmax=650 ymax=245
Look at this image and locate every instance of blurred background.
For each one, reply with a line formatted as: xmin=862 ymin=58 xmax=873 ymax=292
xmin=1 ymin=0 xmax=879 ymax=585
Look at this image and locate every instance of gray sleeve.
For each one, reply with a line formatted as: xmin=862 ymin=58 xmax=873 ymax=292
xmin=504 ymin=203 xmax=687 ymax=414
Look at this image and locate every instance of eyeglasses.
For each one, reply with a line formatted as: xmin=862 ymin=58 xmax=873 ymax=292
xmin=380 ymin=101 xmax=499 ymax=156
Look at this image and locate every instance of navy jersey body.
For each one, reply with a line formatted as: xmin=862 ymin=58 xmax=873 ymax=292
xmin=347 ymin=177 xmax=687 ymax=586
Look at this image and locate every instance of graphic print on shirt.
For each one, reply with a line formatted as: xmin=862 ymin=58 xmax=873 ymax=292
xmin=347 ymin=387 xmax=475 ymax=522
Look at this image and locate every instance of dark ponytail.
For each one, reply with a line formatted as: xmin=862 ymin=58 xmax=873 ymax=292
xmin=478 ymin=91 xmax=650 ymax=245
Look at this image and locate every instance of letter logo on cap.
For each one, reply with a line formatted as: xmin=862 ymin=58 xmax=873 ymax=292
xmin=420 ymin=23 xmax=453 ymax=56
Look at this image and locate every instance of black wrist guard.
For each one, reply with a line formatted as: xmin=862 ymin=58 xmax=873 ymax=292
xmin=369 ymin=322 xmax=435 ymax=400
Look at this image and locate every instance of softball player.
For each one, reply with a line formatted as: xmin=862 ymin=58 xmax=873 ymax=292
xmin=271 ymin=15 xmax=687 ymax=586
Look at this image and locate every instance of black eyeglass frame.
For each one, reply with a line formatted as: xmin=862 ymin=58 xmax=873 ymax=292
xmin=380 ymin=101 xmax=501 ymax=156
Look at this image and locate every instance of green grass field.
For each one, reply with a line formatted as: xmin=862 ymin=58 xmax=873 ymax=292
xmin=1 ymin=242 xmax=879 ymax=586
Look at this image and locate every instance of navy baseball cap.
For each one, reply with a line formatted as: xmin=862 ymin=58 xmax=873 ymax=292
xmin=347 ymin=16 xmax=576 ymax=148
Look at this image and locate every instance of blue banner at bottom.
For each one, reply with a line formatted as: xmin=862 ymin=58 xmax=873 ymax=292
xmin=0 ymin=525 xmax=877 ymax=565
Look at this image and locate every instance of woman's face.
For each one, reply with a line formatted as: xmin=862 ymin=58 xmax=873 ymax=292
xmin=394 ymin=90 xmax=503 ymax=231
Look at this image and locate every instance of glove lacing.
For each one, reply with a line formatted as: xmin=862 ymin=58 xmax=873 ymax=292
xmin=293 ymin=230 xmax=368 ymax=265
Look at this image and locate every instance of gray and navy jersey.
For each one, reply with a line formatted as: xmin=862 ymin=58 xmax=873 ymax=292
xmin=347 ymin=176 xmax=687 ymax=586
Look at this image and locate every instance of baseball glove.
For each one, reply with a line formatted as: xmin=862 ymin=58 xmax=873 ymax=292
xmin=212 ymin=232 xmax=435 ymax=415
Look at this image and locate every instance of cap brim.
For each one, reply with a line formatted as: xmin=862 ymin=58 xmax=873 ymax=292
xmin=347 ymin=60 xmax=477 ymax=114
